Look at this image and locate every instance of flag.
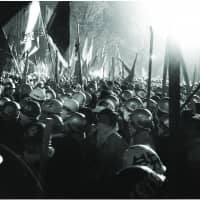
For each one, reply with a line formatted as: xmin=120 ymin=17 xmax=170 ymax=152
xmin=0 ymin=2 xmax=30 ymax=27
xmin=125 ymin=53 xmax=138 ymax=82
xmin=87 ymin=38 xmax=93 ymax=65
xmin=74 ymin=24 xmax=82 ymax=85
xmin=47 ymin=1 xmax=70 ymax=56
xmin=82 ymin=37 xmax=88 ymax=61
xmin=0 ymin=28 xmax=21 ymax=76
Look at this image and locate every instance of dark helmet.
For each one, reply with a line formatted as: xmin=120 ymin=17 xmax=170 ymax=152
xmin=84 ymin=91 xmax=92 ymax=106
xmin=125 ymin=97 xmax=144 ymax=112
xmin=0 ymin=97 xmax=11 ymax=107
xmin=151 ymin=95 xmax=161 ymax=103
xmin=144 ymin=99 xmax=158 ymax=112
xmin=19 ymin=84 xmax=32 ymax=96
xmin=21 ymin=100 xmax=41 ymax=119
xmin=42 ymin=99 xmax=63 ymax=115
xmin=50 ymin=114 xmax=64 ymax=134
xmin=2 ymin=101 xmax=21 ymax=120
xmin=106 ymin=94 xmax=120 ymax=107
xmin=157 ymin=97 xmax=169 ymax=114
xmin=121 ymin=90 xmax=134 ymax=101
xmin=129 ymin=108 xmax=153 ymax=130
xmin=63 ymin=112 xmax=87 ymax=133
xmin=24 ymin=122 xmax=46 ymax=144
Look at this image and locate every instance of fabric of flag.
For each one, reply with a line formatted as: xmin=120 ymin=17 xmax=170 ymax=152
xmin=0 ymin=28 xmax=14 ymax=75
xmin=47 ymin=1 xmax=70 ymax=56
xmin=125 ymin=54 xmax=138 ymax=82
xmin=0 ymin=2 xmax=30 ymax=27
xmin=74 ymin=29 xmax=82 ymax=85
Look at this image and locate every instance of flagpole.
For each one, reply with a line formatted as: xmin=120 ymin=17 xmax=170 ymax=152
xmin=162 ymin=40 xmax=169 ymax=97
xmin=22 ymin=51 xmax=29 ymax=83
xmin=147 ymin=26 xmax=154 ymax=108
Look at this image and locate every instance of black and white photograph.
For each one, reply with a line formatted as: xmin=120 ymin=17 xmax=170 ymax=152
xmin=0 ymin=0 xmax=199 ymax=198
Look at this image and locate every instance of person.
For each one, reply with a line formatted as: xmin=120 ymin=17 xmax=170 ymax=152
xmin=128 ymin=108 xmax=155 ymax=148
xmin=86 ymin=108 xmax=128 ymax=197
xmin=0 ymin=101 xmax=24 ymax=154
xmin=45 ymin=112 xmax=87 ymax=197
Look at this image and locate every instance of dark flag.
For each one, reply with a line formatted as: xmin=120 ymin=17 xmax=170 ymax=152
xmin=74 ymin=24 xmax=82 ymax=85
xmin=118 ymin=58 xmax=131 ymax=74
xmin=0 ymin=2 xmax=30 ymax=27
xmin=0 ymin=28 xmax=15 ymax=76
xmin=125 ymin=53 xmax=138 ymax=82
xmin=47 ymin=1 xmax=70 ymax=56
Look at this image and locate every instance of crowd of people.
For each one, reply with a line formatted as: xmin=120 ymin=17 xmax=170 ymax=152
xmin=0 ymin=71 xmax=199 ymax=198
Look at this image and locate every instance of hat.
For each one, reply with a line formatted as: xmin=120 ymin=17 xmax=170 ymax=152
xmin=21 ymin=100 xmax=41 ymax=119
xmin=157 ymin=97 xmax=169 ymax=114
xmin=125 ymin=97 xmax=144 ymax=112
xmin=30 ymin=87 xmax=46 ymax=102
xmin=93 ymin=99 xmax=115 ymax=113
xmin=129 ymin=108 xmax=153 ymax=130
xmin=24 ymin=122 xmax=46 ymax=143
xmin=123 ymin=144 xmax=166 ymax=175
xmin=63 ymin=98 xmax=79 ymax=112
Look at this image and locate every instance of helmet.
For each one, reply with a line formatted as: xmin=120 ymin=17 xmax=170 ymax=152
xmin=157 ymin=97 xmax=169 ymax=114
xmin=106 ymin=95 xmax=120 ymax=107
xmin=21 ymin=100 xmax=41 ymax=119
xmin=129 ymin=108 xmax=153 ymax=130
xmin=144 ymin=99 xmax=158 ymax=112
xmin=84 ymin=91 xmax=92 ymax=106
xmin=125 ymin=97 xmax=144 ymax=112
xmin=19 ymin=84 xmax=32 ymax=96
xmin=121 ymin=90 xmax=134 ymax=101
xmin=42 ymin=99 xmax=63 ymax=115
xmin=116 ymin=165 xmax=166 ymax=195
xmin=72 ymin=91 xmax=86 ymax=106
xmin=0 ymin=97 xmax=11 ymax=107
xmin=136 ymin=89 xmax=146 ymax=100
xmin=2 ymin=101 xmax=21 ymax=120
xmin=151 ymin=95 xmax=161 ymax=103
xmin=24 ymin=122 xmax=46 ymax=144
xmin=4 ymin=81 xmax=15 ymax=89
xmin=30 ymin=87 xmax=46 ymax=102
xmin=63 ymin=98 xmax=79 ymax=112
xmin=123 ymin=144 xmax=166 ymax=175
xmin=50 ymin=114 xmax=64 ymax=134
xmin=94 ymin=98 xmax=116 ymax=112
xmin=46 ymin=88 xmax=56 ymax=100
xmin=63 ymin=112 xmax=87 ymax=133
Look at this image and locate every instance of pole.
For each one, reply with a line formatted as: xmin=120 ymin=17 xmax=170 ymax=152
xmin=22 ymin=51 xmax=29 ymax=83
xmin=147 ymin=26 xmax=154 ymax=108
xmin=112 ymin=57 xmax=115 ymax=81
xmin=168 ymin=39 xmax=181 ymax=138
xmin=55 ymin=50 xmax=58 ymax=83
xmin=162 ymin=41 xmax=169 ymax=97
